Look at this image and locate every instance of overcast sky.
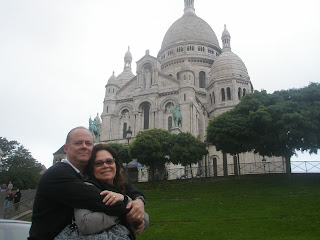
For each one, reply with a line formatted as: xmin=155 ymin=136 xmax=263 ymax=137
xmin=1 ymin=0 xmax=319 ymax=169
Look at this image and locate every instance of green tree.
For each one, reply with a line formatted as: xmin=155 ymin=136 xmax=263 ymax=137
xmin=129 ymin=129 xmax=172 ymax=180
xmin=207 ymin=83 xmax=320 ymax=174
xmin=107 ymin=142 xmax=131 ymax=164
xmin=107 ymin=142 xmax=132 ymax=181
xmin=169 ymin=132 xmax=208 ymax=177
xmin=0 ymin=137 xmax=43 ymax=189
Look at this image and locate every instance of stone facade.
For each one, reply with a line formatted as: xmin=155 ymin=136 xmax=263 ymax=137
xmin=98 ymin=0 xmax=285 ymax=176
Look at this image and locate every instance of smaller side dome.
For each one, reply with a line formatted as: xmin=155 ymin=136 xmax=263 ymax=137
xmin=107 ymin=71 xmax=117 ymax=85
xmin=211 ymin=25 xmax=249 ymax=80
xmin=210 ymin=51 xmax=249 ymax=80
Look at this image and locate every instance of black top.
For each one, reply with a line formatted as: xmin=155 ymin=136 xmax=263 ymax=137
xmin=87 ymin=179 xmax=146 ymax=240
xmin=14 ymin=191 xmax=21 ymax=203
xmin=5 ymin=192 xmax=13 ymax=201
xmin=28 ymin=162 xmax=144 ymax=240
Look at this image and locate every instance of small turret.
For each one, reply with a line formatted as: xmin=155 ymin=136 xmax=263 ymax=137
xmin=124 ymin=46 xmax=132 ymax=70
xmin=222 ymin=24 xmax=231 ymax=51
xmin=184 ymin=0 xmax=195 ymax=15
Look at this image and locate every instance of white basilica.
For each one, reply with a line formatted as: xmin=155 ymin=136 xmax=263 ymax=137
xmin=96 ymin=0 xmax=285 ymax=177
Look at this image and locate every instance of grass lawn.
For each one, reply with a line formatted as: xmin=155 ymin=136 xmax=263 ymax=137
xmin=136 ymin=174 xmax=320 ymax=240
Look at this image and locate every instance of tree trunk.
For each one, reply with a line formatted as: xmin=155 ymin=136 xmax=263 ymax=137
xmin=223 ymin=152 xmax=228 ymax=176
xmin=233 ymin=155 xmax=238 ymax=176
xmin=285 ymin=155 xmax=292 ymax=174
xmin=189 ymin=164 xmax=193 ymax=178
xmin=151 ymin=163 xmax=155 ymax=182
xmin=213 ymin=157 xmax=218 ymax=177
xmin=237 ymin=154 xmax=241 ymax=176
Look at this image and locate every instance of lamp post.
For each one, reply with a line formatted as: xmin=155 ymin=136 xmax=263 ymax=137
xmin=126 ymin=126 xmax=132 ymax=145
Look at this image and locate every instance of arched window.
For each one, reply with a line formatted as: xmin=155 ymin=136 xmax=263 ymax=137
xmin=199 ymin=71 xmax=206 ymax=88
xmin=123 ymin=122 xmax=127 ymax=138
xmin=213 ymin=92 xmax=215 ymax=104
xmin=227 ymin=87 xmax=231 ymax=100
xmin=243 ymin=88 xmax=246 ymax=96
xmin=141 ymin=102 xmax=151 ymax=129
xmin=168 ymin=116 xmax=172 ymax=130
xmin=106 ymin=106 xmax=108 ymax=113
xmin=121 ymin=109 xmax=129 ymax=116
xmin=238 ymin=87 xmax=241 ymax=100
xmin=221 ymin=88 xmax=225 ymax=101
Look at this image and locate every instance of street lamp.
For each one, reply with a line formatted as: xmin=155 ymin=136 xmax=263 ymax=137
xmin=126 ymin=126 xmax=132 ymax=145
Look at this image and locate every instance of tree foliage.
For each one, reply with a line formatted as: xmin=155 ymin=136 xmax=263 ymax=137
xmin=0 ymin=137 xmax=43 ymax=189
xmin=169 ymin=132 xmax=208 ymax=167
xmin=107 ymin=142 xmax=131 ymax=164
xmin=207 ymin=83 xmax=320 ymax=173
xmin=129 ymin=129 xmax=172 ymax=177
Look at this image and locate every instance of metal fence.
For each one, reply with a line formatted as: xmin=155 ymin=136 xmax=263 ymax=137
xmin=291 ymin=161 xmax=320 ymax=173
xmin=158 ymin=161 xmax=320 ymax=181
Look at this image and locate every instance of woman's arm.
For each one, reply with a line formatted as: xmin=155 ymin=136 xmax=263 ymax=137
xmin=74 ymin=208 xmax=119 ymax=235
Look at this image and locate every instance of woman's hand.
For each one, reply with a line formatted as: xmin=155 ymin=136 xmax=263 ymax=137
xmin=100 ymin=190 xmax=124 ymax=205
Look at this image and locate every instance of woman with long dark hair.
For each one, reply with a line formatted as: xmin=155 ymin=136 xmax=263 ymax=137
xmin=73 ymin=144 xmax=149 ymax=240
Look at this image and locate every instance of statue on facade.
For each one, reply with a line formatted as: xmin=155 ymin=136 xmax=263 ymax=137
xmin=170 ymin=104 xmax=183 ymax=128
xmin=144 ymin=69 xmax=152 ymax=88
xmin=89 ymin=114 xmax=101 ymax=142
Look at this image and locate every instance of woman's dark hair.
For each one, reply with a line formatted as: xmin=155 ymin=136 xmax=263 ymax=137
xmin=86 ymin=144 xmax=126 ymax=192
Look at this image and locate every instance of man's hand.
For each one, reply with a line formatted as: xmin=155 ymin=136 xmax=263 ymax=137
xmin=126 ymin=199 xmax=145 ymax=233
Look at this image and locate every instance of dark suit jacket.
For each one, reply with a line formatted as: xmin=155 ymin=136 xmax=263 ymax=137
xmin=28 ymin=162 xmax=143 ymax=240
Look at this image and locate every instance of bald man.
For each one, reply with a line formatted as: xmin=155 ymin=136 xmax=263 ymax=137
xmin=29 ymin=127 xmax=145 ymax=240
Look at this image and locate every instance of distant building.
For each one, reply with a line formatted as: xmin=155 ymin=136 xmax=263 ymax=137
xmin=52 ymin=145 xmax=65 ymax=165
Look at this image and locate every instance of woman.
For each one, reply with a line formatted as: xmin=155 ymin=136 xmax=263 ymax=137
xmin=74 ymin=144 xmax=149 ymax=240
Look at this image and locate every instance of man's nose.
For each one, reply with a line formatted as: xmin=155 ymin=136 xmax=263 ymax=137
xmin=81 ymin=142 xmax=88 ymax=148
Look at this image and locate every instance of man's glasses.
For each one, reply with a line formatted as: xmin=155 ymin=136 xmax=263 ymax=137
xmin=94 ymin=158 xmax=116 ymax=167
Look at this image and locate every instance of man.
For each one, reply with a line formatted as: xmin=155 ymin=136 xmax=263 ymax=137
xmin=3 ymin=190 xmax=13 ymax=209
xmin=7 ymin=181 xmax=13 ymax=192
xmin=29 ymin=127 xmax=145 ymax=240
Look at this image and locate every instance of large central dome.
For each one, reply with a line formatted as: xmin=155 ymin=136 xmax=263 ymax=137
xmin=160 ymin=11 xmax=220 ymax=53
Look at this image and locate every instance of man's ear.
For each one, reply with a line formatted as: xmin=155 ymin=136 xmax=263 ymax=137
xmin=63 ymin=144 xmax=68 ymax=153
